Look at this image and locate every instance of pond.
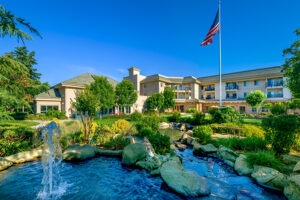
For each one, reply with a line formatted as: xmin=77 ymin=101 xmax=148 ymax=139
xmin=0 ymin=148 xmax=285 ymax=200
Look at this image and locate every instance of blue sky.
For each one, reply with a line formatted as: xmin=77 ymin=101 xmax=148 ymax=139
xmin=1 ymin=0 xmax=300 ymax=85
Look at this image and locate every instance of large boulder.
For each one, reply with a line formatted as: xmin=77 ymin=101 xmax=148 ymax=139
xmin=159 ymin=122 xmax=170 ymax=129
xmin=0 ymin=157 xmax=13 ymax=171
xmin=251 ymin=165 xmax=288 ymax=191
xmin=293 ymin=161 xmax=300 ymax=174
xmin=284 ymin=174 xmax=300 ymax=200
xmin=122 ymin=143 xmax=147 ymax=166
xmin=136 ymin=156 xmax=162 ymax=172
xmin=5 ymin=148 xmax=43 ymax=164
xmin=160 ymin=160 xmax=210 ymax=197
xmin=194 ymin=143 xmax=217 ymax=157
xmin=218 ymin=145 xmax=239 ymax=167
xmin=234 ymin=154 xmax=253 ymax=176
xmin=63 ymin=144 xmax=97 ymax=161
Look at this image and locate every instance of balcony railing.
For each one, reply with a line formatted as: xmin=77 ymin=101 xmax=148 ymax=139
xmin=266 ymin=81 xmax=283 ymax=87
xmin=267 ymin=93 xmax=283 ymax=98
xmin=205 ymin=87 xmax=215 ymax=91
xmin=225 ymin=85 xmax=239 ymax=90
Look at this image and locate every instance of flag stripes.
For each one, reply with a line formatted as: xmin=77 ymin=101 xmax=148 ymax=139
xmin=201 ymin=9 xmax=220 ymax=46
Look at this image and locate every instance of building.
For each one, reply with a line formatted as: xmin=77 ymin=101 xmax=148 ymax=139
xmin=34 ymin=73 xmax=118 ymax=117
xmin=125 ymin=66 xmax=292 ymax=114
xmin=34 ymin=66 xmax=292 ymax=117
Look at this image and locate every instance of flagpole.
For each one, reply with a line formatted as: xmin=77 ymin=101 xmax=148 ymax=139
xmin=218 ymin=0 xmax=222 ymax=108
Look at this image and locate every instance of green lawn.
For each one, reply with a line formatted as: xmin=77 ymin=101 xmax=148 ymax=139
xmin=242 ymin=117 xmax=262 ymax=126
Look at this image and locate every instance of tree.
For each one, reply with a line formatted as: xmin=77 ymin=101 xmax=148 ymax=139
xmin=115 ymin=79 xmax=137 ymax=112
xmin=163 ymin=86 xmax=175 ymax=110
xmin=282 ymin=28 xmax=300 ymax=98
xmin=74 ymin=87 xmax=99 ymax=143
xmin=245 ymin=90 xmax=266 ymax=115
xmin=0 ymin=5 xmax=42 ymax=43
xmin=89 ymin=76 xmax=115 ymax=115
xmin=145 ymin=93 xmax=164 ymax=112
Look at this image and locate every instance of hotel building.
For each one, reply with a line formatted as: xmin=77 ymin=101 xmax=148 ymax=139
xmin=34 ymin=66 xmax=292 ymax=116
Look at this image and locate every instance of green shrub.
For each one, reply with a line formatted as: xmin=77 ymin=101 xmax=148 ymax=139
xmin=246 ymin=151 xmax=284 ymax=171
xmin=186 ymin=108 xmax=197 ymax=113
xmin=270 ymin=103 xmax=287 ymax=115
xmin=192 ymin=112 xmax=206 ymax=125
xmin=10 ymin=112 xmax=28 ymax=120
xmin=210 ymin=123 xmax=240 ymax=135
xmin=263 ymin=115 xmax=299 ymax=155
xmin=135 ymin=116 xmax=160 ymax=133
xmin=104 ymin=135 xmax=130 ymax=150
xmin=168 ymin=112 xmax=181 ymax=123
xmin=138 ymin=128 xmax=156 ymax=138
xmin=209 ymin=107 xmax=242 ymax=124
xmin=129 ymin=111 xmax=143 ymax=121
xmin=193 ymin=125 xmax=213 ymax=144
xmin=213 ymin=137 xmax=267 ymax=152
xmin=45 ymin=110 xmax=68 ymax=119
xmin=90 ymin=125 xmax=113 ymax=145
xmin=241 ymin=124 xmax=265 ymax=138
xmin=148 ymin=133 xmax=170 ymax=154
xmin=111 ymin=119 xmax=131 ymax=134
xmin=0 ymin=113 xmax=14 ymax=121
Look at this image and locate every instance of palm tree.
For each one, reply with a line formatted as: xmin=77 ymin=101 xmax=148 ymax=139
xmin=0 ymin=5 xmax=42 ymax=43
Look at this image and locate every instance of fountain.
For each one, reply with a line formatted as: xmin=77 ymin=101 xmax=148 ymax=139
xmin=37 ymin=121 xmax=65 ymax=200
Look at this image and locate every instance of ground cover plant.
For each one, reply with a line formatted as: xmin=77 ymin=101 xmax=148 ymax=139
xmin=0 ymin=120 xmax=39 ymax=156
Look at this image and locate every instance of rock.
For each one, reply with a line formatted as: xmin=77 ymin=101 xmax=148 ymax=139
xmin=185 ymin=130 xmax=193 ymax=136
xmin=234 ymin=154 xmax=253 ymax=176
xmin=180 ymin=132 xmax=189 ymax=143
xmin=136 ymin=156 xmax=161 ymax=171
xmin=251 ymin=165 xmax=288 ymax=191
xmin=150 ymin=167 xmax=161 ymax=176
xmin=293 ymin=161 xmax=300 ymax=174
xmin=121 ymin=143 xmax=147 ymax=166
xmin=63 ymin=144 xmax=97 ymax=161
xmin=0 ymin=157 xmax=13 ymax=171
xmin=186 ymin=136 xmax=195 ymax=145
xmin=180 ymin=123 xmax=186 ymax=131
xmin=95 ymin=149 xmax=123 ymax=157
xmin=159 ymin=122 xmax=170 ymax=129
xmin=193 ymin=143 xmax=217 ymax=157
xmin=218 ymin=145 xmax=239 ymax=163
xmin=125 ymin=136 xmax=136 ymax=144
xmin=185 ymin=123 xmax=193 ymax=130
xmin=160 ymin=160 xmax=210 ymax=197
xmin=5 ymin=148 xmax=43 ymax=164
xmin=284 ymin=174 xmax=300 ymax=200
xmin=175 ymin=142 xmax=187 ymax=151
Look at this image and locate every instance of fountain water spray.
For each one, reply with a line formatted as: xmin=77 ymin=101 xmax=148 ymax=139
xmin=38 ymin=121 xmax=65 ymax=199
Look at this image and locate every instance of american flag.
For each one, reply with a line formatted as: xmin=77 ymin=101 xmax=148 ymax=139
xmin=201 ymin=9 xmax=220 ymax=46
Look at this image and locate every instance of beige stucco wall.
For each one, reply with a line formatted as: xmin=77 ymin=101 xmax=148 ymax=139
xmin=64 ymin=88 xmax=82 ymax=117
xmin=141 ymin=82 xmax=160 ymax=96
xmin=35 ymin=99 xmax=61 ymax=113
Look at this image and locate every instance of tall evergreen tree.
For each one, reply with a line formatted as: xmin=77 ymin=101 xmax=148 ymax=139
xmin=0 ymin=5 xmax=42 ymax=43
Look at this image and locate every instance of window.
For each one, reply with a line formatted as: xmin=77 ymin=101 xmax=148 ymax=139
xmin=252 ymin=107 xmax=257 ymax=113
xmin=254 ymin=80 xmax=260 ymax=86
xmin=41 ymin=106 xmax=47 ymax=113
xmin=144 ymin=84 xmax=147 ymax=88
xmin=244 ymin=81 xmax=249 ymax=86
xmin=244 ymin=92 xmax=247 ymax=97
xmin=40 ymin=105 xmax=59 ymax=113
xmin=239 ymin=106 xmax=246 ymax=113
xmin=261 ymin=107 xmax=269 ymax=113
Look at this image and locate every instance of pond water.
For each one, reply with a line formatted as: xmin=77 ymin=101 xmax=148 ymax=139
xmin=0 ymin=149 xmax=285 ymax=200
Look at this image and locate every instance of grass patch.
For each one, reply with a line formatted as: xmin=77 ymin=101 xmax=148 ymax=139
xmin=211 ymin=136 xmax=267 ymax=152
xmin=246 ymin=151 xmax=284 ymax=171
xmin=242 ymin=117 xmax=262 ymax=126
